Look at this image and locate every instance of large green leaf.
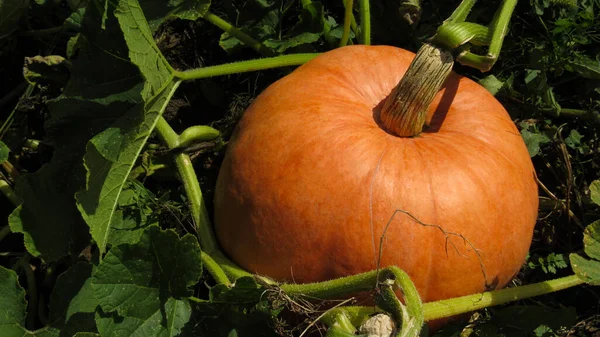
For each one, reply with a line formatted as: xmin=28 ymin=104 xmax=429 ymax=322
xmin=8 ymin=0 xmax=142 ymax=261
xmin=91 ymin=226 xmax=202 ymax=337
xmin=75 ymin=0 xmax=179 ymax=255
xmin=115 ymin=0 xmax=175 ymax=97
xmin=76 ymin=79 xmax=179 ymax=255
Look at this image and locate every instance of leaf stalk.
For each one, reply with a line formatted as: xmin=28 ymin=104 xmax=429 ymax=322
xmin=174 ymin=53 xmax=320 ymax=81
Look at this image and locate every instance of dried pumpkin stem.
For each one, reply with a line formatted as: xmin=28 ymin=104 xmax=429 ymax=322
xmin=380 ymin=0 xmax=519 ymax=137
xmin=379 ymin=43 xmax=454 ymax=137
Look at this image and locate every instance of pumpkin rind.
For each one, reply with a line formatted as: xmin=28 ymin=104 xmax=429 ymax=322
xmin=214 ymin=45 xmax=539 ymax=304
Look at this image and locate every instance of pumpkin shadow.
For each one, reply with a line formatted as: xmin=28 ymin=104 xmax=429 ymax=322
xmin=372 ymin=74 xmax=460 ymax=136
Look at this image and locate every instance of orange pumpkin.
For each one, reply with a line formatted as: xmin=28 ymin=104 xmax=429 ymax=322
xmin=214 ymin=46 xmax=538 ymax=309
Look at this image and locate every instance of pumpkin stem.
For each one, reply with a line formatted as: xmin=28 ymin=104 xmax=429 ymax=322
xmin=379 ymin=43 xmax=454 ymax=137
xmin=380 ymin=0 xmax=520 ymax=137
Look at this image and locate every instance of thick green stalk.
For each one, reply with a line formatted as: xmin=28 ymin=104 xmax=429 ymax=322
xmin=202 ymin=11 xmax=274 ymax=56
xmin=322 ymin=306 xmax=379 ymax=328
xmin=283 ymin=267 xmax=423 ymax=336
xmin=174 ymin=54 xmax=320 ymax=81
xmin=15 ymin=256 xmax=37 ymax=330
xmin=282 ymin=269 xmax=378 ymax=299
xmin=155 ymin=117 xmax=250 ymax=281
xmin=201 ymin=251 xmax=230 ymax=285
xmin=155 ymin=117 xmax=180 ymax=148
xmin=376 ymin=269 xmax=423 ymax=337
xmin=281 ymin=266 xmax=415 ymax=302
xmin=358 ymin=0 xmax=371 ymax=45
xmin=0 ymin=225 xmax=11 ymax=243
xmin=177 ymin=125 xmax=220 ymax=149
xmin=443 ymin=0 xmax=477 ymax=24
xmin=0 ymin=179 xmax=20 ymax=206
xmin=340 ymin=0 xmax=355 ymax=47
xmin=487 ymin=0 xmax=518 ymax=60
xmin=422 ymin=274 xmax=584 ymax=321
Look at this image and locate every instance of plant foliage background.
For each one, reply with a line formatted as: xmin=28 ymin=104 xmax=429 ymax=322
xmin=0 ymin=0 xmax=599 ymax=336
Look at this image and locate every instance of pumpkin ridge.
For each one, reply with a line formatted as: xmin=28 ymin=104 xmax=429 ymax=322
xmin=412 ymin=140 xmax=436 ymax=302
xmin=369 ymin=146 xmax=389 ymax=271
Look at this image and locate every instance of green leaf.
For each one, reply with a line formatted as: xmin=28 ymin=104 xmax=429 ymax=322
xmin=478 ymin=75 xmax=505 ymax=96
xmin=225 ymin=1 xmax=327 ymax=54
xmin=9 ymin=0 xmax=141 ymax=261
xmin=114 ymin=0 xmax=174 ymax=98
xmin=527 ymin=253 xmax=568 ymax=275
xmin=569 ymin=253 xmax=600 ymax=286
xmin=63 ymin=6 xmax=86 ymax=32
xmin=76 ymin=0 xmax=178 ymax=255
xmin=569 ymin=221 xmax=600 ymax=285
xmin=49 ymin=263 xmax=98 ymax=336
xmin=23 ymin=55 xmax=70 ymax=86
xmin=263 ymin=31 xmax=322 ymax=53
xmin=564 ymin=129 xmax=583 ymax=151
xmin=291 ymin=1 xmax=326 ymax=34
xmin=583 ymin=220 xmax=600 ymax=261
xmin=590 ymin=180 xmax=600 ymax=206
xmin=219 ymin=1 xmax=280 ymax=54
xmin=0 ymin=266 xmax=61 ymax=337
xmin=260 ymin=1 xmax=326 ymax=53
xmin=193 ymin=277 xmax=283 ymax=337
xmin=210 ymin=276 xmax=263 ymax=303
xmin=91 ymin=226 xmax=202 ymax=337
xmin=0 ymin=140 xmax=9 ymax=163
xmin=520 ymin=129 xmax=550 ymax=157
xmin=76 ymin=79 xmax=179 ymax=255
xmin=8 ymin=207 xmax=41 ymax=257
xmin=0 ymin=0 xmax=29 ymax=38
xmin=106 ymin=180 xmax=160 ymax=247
xmin=566 ymin=55 xmax=600 ymax=80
